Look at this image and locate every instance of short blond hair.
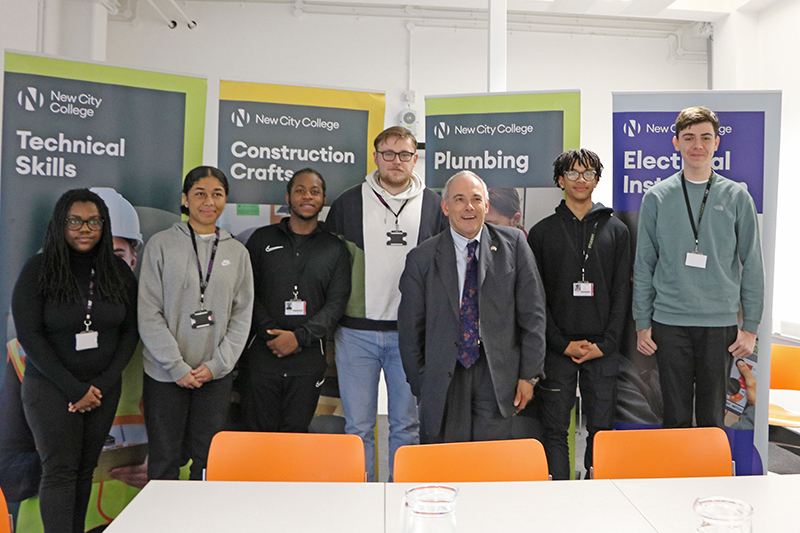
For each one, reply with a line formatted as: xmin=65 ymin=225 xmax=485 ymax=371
xmin=373 ymin=126 xmax=418 ymax=151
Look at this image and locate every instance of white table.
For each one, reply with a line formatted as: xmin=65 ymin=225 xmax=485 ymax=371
xmin=386 ymin=480 xmax=657 ymax=532
xmin=104 ymin=480 xmax=385 ymax=533
xmin=613 ymin=474 xmax=800 ymax=532
xmin=105 ymin=475 xmax=800 ymax=532
xmin=769 ymin=389 xmax=800 ymax=428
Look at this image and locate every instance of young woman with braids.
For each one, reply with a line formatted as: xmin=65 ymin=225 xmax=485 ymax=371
xmin=11 ymin=188 xmax=139 ymax=533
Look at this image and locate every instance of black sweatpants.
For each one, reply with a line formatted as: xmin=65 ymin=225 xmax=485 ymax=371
xmin=22 ymin=374 xmax=121 ymax=533
xmin=539 ymin=348 xmax=619 ymax=480
xmin=241 ymin=370 xmax=323 ymax=433
xmin=143 ymin=373 xmax=233 ymax=480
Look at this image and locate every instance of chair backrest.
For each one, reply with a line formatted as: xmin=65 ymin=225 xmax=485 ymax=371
xmin=0 ymin=486 xmax=10 ymax=533
xmin=393 ymin=438 xmax=549 ymax=482
xmin=206 ymin=431 xmax=366 ymax=482
xmin=592 ymin=427 xmax=732 ymax=479
xmin=770 ymin=344 xmax=800 ymax=390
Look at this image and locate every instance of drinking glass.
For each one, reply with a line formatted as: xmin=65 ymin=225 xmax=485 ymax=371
xmin=401 ymin=485 xmax=458 ymax=533
xmin=694 ymin=496 xmax=753 ymax=533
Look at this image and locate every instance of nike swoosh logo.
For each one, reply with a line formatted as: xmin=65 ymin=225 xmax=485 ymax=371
xmin=265 ymin=245 xmax=284 ymax=253
xmin=315 ymin=378 xmax=325 ymax=388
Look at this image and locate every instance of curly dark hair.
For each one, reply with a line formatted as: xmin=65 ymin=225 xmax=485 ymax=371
xmin=39 ymin=189 xmax=129 ymax=304
xmin=552 ymin=149 xmax=603 ymax=187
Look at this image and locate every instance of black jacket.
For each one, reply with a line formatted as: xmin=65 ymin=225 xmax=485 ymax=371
xmin=527 ymin=201 xmax=631 ymax=357
xmin=244 ymin=217 xmax=351 ymax=375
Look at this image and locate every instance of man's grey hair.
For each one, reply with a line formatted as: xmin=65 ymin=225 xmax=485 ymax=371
xmin=442 ymin=171 xmax=489 ymax=203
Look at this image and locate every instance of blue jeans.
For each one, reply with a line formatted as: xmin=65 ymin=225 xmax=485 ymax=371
xmin=335 ymin=327 xmax=420 ymax=481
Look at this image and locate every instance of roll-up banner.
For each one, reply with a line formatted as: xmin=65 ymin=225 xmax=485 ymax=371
xmin=1 ymin=51 xmax=206 ymax=527
xmin=217 ymin=80 xmax=385 ymax=207
xmin=1 ymin=52 xmax=207 ymax=348
xmin=425 ymin=90 xmax=581 ymax=474
xmin=612 ymin=91 xmax=781 ymax=476
xmin=425 ymin=90 xmax=580 ymax=229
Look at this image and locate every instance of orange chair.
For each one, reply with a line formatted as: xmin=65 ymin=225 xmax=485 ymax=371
xmin=393 ymin=438 xmax=550 ymax=482
xmin=768 ymin=344 xmax=800 ymax=431
xmin=0 ymin=486 xmax=10 ymax=533
xmin=770 ymin=344 xmax=800 ymax=390
xmin=591 ymin=427 xmax=733 ymax=479
xmin=206 ymin=431 xmax=366 ymax=482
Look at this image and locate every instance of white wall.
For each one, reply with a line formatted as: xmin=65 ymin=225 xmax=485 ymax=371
xmin=714 ymin=0 xmax=800 ymax=334
xmin=754 ymin=1 xmax=800 ymax=333
xmin=105 ymin=2 xmax=708 ymax=207
xmin=0 ymin=0 xmax=39 ymax=176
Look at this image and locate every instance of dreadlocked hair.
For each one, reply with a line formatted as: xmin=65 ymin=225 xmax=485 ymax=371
xmin=39 ymin=189 xmax=130 ymax=305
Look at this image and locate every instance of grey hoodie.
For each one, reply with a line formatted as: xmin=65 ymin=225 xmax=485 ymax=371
xmin=138 ymin=222 xmax=254 ymax=382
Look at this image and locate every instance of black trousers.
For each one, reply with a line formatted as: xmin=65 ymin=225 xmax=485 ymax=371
xmin=22 ymin=374 xmax=121 ymax=533
xmin=539 ymin=349 xmax=619 ymax=480
xmin=426 ymin=353 xmax=513 ymax=444
xmin=652 ymin=321 xmax=737 ymax=428
xmin=241 ymin=371 xmax=323 ymax=433
xmin=143 ymin=373 xmax=233 ymax=480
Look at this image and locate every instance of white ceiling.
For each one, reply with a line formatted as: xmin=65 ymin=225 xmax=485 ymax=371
xmin=181 ymin=0 xmax=781 ymax=22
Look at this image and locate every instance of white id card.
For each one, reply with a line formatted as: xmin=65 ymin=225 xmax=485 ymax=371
xmin=285 ymin=300 xmax=307 ymax=316
xmin=573 ymin=282 xmax=594 ymax=297
xmin=685 ymin=252 xmax=708 ymax=269
xmin=75 ymin=330 xmax=99 ymax=351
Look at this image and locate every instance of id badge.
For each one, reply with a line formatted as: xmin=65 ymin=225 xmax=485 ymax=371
xmin=190 ymin=310 xmax=215 ymax=329
xmin=685 ymin=252 xmax=707 ymax=269
xmin=386 ymin=229 xmax=408 ymax=246
xmin=285 ymin=300 xmax=307 ymax=316
xmin=573 ymin=282 xmax=594 ymax=297
xmin=75 ymin=330 xmax=99 ymax=351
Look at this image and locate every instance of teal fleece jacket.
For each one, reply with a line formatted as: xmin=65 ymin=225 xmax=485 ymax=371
xmin=138 ymin=222 xmax=254 ymax=382
xmin=633 ymin=171 xmax=764 ymax=333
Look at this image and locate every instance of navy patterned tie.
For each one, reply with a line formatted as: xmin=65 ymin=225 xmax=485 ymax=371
xmin=458 ymin=240 xmax=480 ymax=368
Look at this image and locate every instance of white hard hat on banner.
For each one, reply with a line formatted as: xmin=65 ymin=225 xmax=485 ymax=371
xmin=90 ymin=187 xmax=144 ymax=252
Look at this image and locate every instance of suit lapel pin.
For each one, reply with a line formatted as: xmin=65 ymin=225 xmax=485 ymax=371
xmin=490 ymin=245 xmax=497 ymax=251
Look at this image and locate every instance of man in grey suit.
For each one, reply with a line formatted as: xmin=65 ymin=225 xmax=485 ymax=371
xmin=398 ymin=171 xmax=546 ymax=443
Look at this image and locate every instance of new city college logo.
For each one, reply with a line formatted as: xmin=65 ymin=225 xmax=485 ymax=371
xmin=433 ymin=121 xmax=450 ymax=139
xmin=17 ymin=87 xmax=44 ymax=112
xmin=231 ymin=109 xmax=251 ymax=128
xmin=622 ymin=119 xmax=641 ymax=137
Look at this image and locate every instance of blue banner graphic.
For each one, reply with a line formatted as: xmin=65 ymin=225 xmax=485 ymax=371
xmin=613 ymin=111 xmax=765 ymax=213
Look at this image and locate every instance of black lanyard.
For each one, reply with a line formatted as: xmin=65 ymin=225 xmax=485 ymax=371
xmin=372 ymin=189 xmax=409 ymax=226
xmin=83 ymin=268 xmax=96 ymax=330
xmin=681 ymin=172 xmax=714 ymax=253
xmin=188 ymin=224 xmax=220 ymax=309
xmin=559 ymin=217 xmax=599 ymax=282
xmin=581 ymin=221 xmax=599 ymax=283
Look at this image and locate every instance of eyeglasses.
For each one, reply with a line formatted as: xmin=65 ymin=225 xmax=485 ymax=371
xmin=377 ymin=150 xmax=415 ymax=162
xmin=564 ymin=170 xmax=597 ymax=182
xmin=66 ymin=217 xmax=103 ymax=231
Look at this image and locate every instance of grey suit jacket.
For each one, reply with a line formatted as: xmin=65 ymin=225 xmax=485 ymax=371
xmin=398 ymin=223 xmax=546 ymax=439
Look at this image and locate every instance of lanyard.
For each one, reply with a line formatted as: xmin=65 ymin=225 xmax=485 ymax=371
xmin=581 ymin=221 xmax=599 ymax=283
xmin=372 ymin=189 xmax=409 ymax=227
xmin=559 ymin=217 xmax=599 ymax=282
xmin=681 ymin=172 xmax=714 ymax=253
xmin=188 ymin=224 xmax=220 ymax=309
xmin=83 ymin=268 xmax=96 ymax=330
